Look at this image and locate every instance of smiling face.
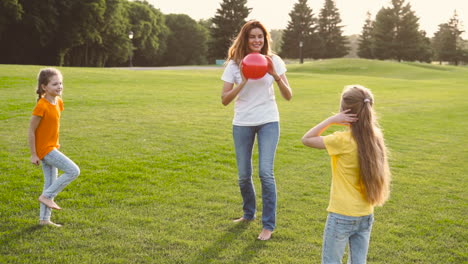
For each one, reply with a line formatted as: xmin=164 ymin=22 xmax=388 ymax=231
xmin=247 ymin=27 xmax=265 ymax=53
xmin=42 ymin=74 xmax=63 ymax=98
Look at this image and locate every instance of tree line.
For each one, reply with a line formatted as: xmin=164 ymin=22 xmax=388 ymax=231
xmin=0 ymin=0 xmax=466 ymax=67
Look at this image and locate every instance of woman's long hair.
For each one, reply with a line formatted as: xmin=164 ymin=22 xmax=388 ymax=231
xmin=226 ymin=20 xmax=272 ymax=64
xmin=341 ymin=85 xmax=391 ymax=206
xmin=36 ymin=68 xmax=62 ymax=102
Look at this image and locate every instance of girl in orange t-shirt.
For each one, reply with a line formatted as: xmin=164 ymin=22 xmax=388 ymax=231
xmin=28 ymin=68 xmax=80 ymax=227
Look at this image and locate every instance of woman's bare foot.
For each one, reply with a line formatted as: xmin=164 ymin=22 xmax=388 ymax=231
xmin=39 ymin=220 xmax=62 ymax=227
xmin=233 ymin=217 xmax=253 ymax=223
xmin=257 ymin=229 xmax=273 ymax=240
xmin=38 ymin=195 xmax=61 ymax=210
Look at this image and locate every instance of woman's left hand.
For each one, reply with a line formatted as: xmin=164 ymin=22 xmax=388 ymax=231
xmin=265 ymin=56 xmax=278 ymax=78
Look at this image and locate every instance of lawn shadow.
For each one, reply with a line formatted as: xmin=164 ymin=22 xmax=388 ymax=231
xmin=188 ymin=221 xmax=254 ymax=263
xmin=0 ymin=224 xmax=44 ymax=249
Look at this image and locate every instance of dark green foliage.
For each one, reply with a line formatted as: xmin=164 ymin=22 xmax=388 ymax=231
xmin=127 ymin=0 xmax=168 ymax=66
xmin=209 ymin=0 xmax=251 ymax=61
xmin=159 ymin=14 xmax=209 ymax=66
xmin=357 ymin=12 xmax=374 ymax=59
xmin=0 ymin=0 xmax=23 ymax=34
xmin=432 ymin=11 xmax=466 ymax=65
xmin=371 ymin=0 xmax=432 ymax=62
xmin=280 ymin=0 xmax=321 ymax=59
xmin=318 ymin=0 xmax=349 ymax=58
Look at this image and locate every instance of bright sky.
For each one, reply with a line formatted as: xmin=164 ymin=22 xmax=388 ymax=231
xmin=147 ymin=0 xmax=467 ymax=38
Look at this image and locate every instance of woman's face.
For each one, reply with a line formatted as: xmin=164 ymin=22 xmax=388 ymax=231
xmin=247 ymin=27 xmax=264 ymax=53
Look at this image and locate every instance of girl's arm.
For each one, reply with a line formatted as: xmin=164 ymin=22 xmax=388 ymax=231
xmin=266 ymin=56 xmax=292 ymax=101
xmin=302 ymin=110 xmax=357 ymax=149
xmin=28 ymin=115 xmax=42 ymax=165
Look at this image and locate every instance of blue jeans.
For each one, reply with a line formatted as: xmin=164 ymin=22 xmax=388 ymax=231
xmin=40 ymin=149 xmax=80 ymax=221
xmin=322 ymin=212 xmax=374 ymax=264
xmin=233 ymin=122 xmax=279 ymax=231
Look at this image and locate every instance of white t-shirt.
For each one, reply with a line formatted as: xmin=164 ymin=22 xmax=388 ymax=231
xmin=221 ymin=54 xmax=287 ymax=126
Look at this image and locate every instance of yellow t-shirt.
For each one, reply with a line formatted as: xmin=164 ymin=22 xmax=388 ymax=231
xmin=32 ymin=97 xmax=64 ymax=159
xmin=323 ymin=130 xmax=373 ymax=216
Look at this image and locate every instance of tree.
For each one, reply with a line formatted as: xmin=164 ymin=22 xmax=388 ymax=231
xmin=393 ymin=0 xmax=422 ymax=61
xmin=0 ymin=0 xmax=60 ymax=65
xmin=279 ymin=0 xmax=320 ymax=59
xmin=59 ymin=0 xmax=107 ymax=66
xmin=270 ymin=29 xmax=283 ymax=54
xmin=432 ymin=11 xmax=465 ymax=65
xmin=160 ymin=14 xmax=209 ymax=66
xmin=0 ymin=0 xmax=23 ymax=35
xmin=371 ymin=7 xmax=394 ymax=60
xmin=357 ymin=12 xmax=374 ymax=59
xmin=318 ymin=0 xmax=349 ymax=58
xmin=127 ymin=0 xmax=168 ymax=66
xmin=372 ymin=0 xmax=430 ymax=62
xmin=209 ymin=0 xmax=251 ymax=61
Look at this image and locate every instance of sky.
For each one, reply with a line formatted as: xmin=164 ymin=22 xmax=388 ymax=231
xmin=147 ymin=0 xmax=468 ymax=38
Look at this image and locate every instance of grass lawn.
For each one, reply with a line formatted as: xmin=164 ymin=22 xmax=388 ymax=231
xmin=0 ymin=58 xmax=467 ymax=263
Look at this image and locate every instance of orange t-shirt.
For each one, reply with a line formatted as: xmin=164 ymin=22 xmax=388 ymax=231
xmin=32 ymin=97 xmax=64 ymax=159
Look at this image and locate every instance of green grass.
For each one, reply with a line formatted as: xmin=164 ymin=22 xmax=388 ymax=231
xmin=0 ymin=58 xmax=467 ymax=263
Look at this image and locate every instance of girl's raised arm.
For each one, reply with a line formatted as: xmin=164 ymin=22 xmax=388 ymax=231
xmin=302 ymin=110 xmax=357 ymax=149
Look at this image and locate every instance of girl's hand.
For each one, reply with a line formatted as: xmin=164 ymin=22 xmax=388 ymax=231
xmin=330 ymin=109 xmax=358 ymax=125
xmin=31 ymin=155 xmax=40 ymax=166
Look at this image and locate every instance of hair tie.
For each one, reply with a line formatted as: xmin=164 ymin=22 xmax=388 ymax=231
xmin=364 ymin=98 xmax=370 ymax=103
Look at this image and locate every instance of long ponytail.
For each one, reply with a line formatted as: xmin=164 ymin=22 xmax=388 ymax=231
xmin=341 ymin=85 xmax=391 ymax=206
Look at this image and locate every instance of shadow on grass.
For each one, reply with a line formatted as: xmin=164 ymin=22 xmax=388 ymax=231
xmin=188 ymin=222 xmax=267 ymax=263
xmin=0 ymin=225 xmax=43 ymax=250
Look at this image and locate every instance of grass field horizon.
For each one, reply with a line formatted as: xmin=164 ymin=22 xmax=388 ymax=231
xmin=1 ymin=58 xmax=467 ymax=263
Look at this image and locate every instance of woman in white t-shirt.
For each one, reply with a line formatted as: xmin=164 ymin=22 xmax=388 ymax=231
xmin=221 ymin=20 xmax=292 ymax=241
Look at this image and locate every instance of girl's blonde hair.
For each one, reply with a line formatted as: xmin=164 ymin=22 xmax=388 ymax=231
xmin=341 ymin=85 xmax=391 ymax=206
xmin=226 ymin=20 xmax=272 ymax=64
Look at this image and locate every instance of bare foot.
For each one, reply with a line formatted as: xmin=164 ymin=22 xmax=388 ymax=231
xmin=39 ymin=220 xmax=62 ymax=227
xmin=233 ymin=217 xmax=253 ymax=223
xmin=257 ymin=229 xmax=273 ymax=240
xmin=38 ymin=195 xmax=61 ymax=210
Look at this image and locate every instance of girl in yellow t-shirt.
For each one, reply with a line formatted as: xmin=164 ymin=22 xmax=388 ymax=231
xmin=302 ymin=85 xmax=391 ymax=264
xmin=28 ymin=68 xmax=80 ymax=227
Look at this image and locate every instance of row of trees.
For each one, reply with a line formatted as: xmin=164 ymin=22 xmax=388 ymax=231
xmin=0 ymin=0 xmax=466 ymax=66
xmin=0 ymin=0 xmax=209 ymax=66
xmin=357 ymin=1 xmax=467 ymax=64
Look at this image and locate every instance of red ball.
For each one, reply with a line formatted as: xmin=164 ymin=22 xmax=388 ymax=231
xmin=241 ymin=53 xmax=268 ymax=79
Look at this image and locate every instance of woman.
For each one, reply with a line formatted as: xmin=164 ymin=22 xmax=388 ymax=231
xmin=221 ymin=20 xmax=292 ymax=240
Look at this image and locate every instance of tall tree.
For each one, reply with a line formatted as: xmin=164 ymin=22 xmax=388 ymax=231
xmin=432 ymin=11 xmax=465 ymax=65
xmin=357 ymin=11 xmax=374 ymax=59
xmin=0 ymin=0 xmax=60 ymax=65
xmin=318 ymin=0 xmax=349 ymax=58
xmin=59 ymin=0 xmax=107 ymax=66
xmin=127 ymin=0 xmax=168 ymax=66
xmin=372 ymin=0 xmax=430 ymax=62
xmin=209 ymin=0 xmax=251 ymax=61
xmin=392 ymin=0 xmax=421 ymax=61
xmin=371 ymin=7 xmax=394 ymax=60
xmin=0 ymin=0 xmax=23 ymax=35
xmin=160 ymin=14 xmax=209 ymax=66
xmin=279 ymin=0 xmax=320 ymax=59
